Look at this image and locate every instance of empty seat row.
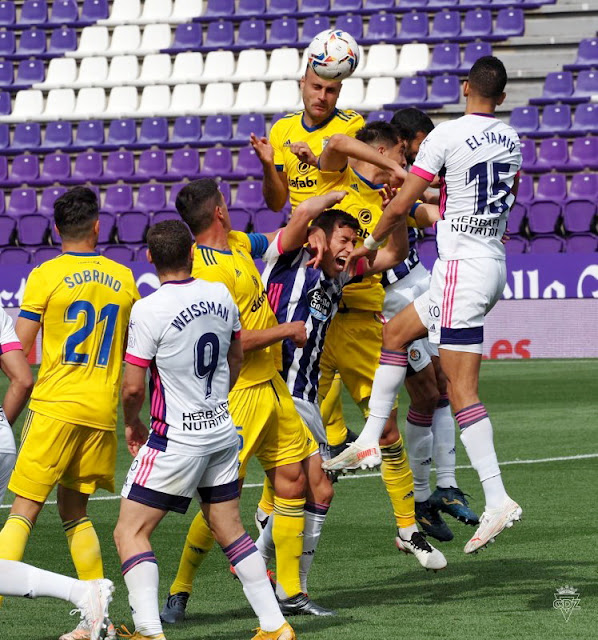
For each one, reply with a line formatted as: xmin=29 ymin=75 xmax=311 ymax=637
xmin=530 ymin=71 xmax=598 ymax=106
xmin=516 ymin=173 xmax=598 ymax=204
xmin=419 ymin=41 xmax=492 ymax=76
xmin=0 ymin=27 xmax=78 ymax=59
xmin=564 ymin=38 xmax=598 ymax=72
xmin=0 ymin=245 xmax=150 ymax=266
xmin=510 ymin=104 xmax=598 ymax=138
xmin=520 ymin=137 xmax=598 ymax=173
xmin=510 ymin=201 xmax=596 ymax=236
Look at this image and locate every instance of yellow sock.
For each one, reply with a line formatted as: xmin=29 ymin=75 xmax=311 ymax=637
xmin=320 ymin=373 xmax=343 ymax=430
xmin=323 ymin=385 xmax=348 ymax=447
xmin=170 ymin=512 xmax=215 ymax=596
xmin=380 ymin=436 xmax=416 ymax=529
xmin=0 ymin=514 xmax=33 ymax=561
xmin=258 ymin=478 xmax=275 ymax=516
xmin=63 ymin=517 xmax=103 ymax=580
xmin=272 ymin=496 xmax=305 ymax=599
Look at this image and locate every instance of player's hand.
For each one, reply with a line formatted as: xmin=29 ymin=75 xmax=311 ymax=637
xmin=250 ymin=133 xmax=275 ymax=165
xmin=389 ymin=163 xmax=408 ymax=188
xmin=284 ymin=321 xmax=307 ymax=348
xmin=345 ymin=244 xmax=377 ymax=275
xmin=290 ymin=142 xmax=318 ymax=167
xmin=125 ymin=419 xmax=149 ymax=457
xmin=306 ymin=226 xmax=328 ymax=268
xmin=380 ymin=184 xmax=397 ymax=209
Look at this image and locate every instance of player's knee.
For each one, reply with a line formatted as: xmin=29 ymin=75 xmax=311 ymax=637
xmin=309 ymin=474 xmax=334 ymax=505
xmin=273 ymin=464 xmax=307 ymax=499
xmin=381 ymin=324 xmax=407 ymax=352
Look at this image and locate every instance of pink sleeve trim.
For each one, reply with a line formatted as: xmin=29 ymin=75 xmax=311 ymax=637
xmin=411 ymin=166 xmax=435 ymax=182
xmin=355 ymin=258 xmax=366 ymax=277
xmin=0 ymin=341 xmax=22 ymax=354
xmin=125 ymin=353 xmax=151 ymax=368
xmin=232 ymin=330 xmax=241 ymax=340
xmin=276 ymin=230 xmax=285 ymax=255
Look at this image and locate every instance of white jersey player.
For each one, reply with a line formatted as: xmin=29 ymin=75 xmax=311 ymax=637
xmin=113 ymin=220 xmax=294 ymax=640
xmin=325 ymin=56 xmax=523 ymax=556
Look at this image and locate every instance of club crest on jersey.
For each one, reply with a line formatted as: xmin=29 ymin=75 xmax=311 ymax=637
xmin=409 ymin=347 xmax=421 ymax=362
xmin=307 ymin=287 xmax=333 ymax=322
xmin=297 ymin=160 xmax=311 ymax=175
xmin=321 ymin=137 xmax=330 ymax=150
xmin=358 ymin=209 xmax=372 ymax=225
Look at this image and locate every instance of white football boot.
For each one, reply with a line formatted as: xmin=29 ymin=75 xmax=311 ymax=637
xmin=464 ymin=498 xmax=522 ymax=554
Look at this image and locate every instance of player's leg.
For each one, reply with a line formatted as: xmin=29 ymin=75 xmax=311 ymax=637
xmin=256 ymin=476 xmax=275 ymax=535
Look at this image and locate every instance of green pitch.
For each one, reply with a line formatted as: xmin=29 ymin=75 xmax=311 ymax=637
xmin=1 ymin=359 xmax=596 ymax=640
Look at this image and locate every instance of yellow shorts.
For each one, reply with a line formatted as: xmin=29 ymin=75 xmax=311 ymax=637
xmin=9 ymin=410 xmax=117 ymax=502
xmin=231 ymin=373 xmax=317 ymax=478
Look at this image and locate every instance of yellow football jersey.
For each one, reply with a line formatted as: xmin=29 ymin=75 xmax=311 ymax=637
xmin=193 ymin=231 xmax=278 ymax=390
xmin=270 ymin=108 xmax=365 ymax=211
xmin=19 ymin=252 xmax=139 ymax=430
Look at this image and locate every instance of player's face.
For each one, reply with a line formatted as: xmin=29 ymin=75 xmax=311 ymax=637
xmin=386 ymin=141 xmax=407 ymax=169
xmin=301 ymin=68 xmax=342 ymax=125
xmin=321 ymin=223 xmax=357 ymax=277
xmin=406 ymin=131 xmax=427 ymax=165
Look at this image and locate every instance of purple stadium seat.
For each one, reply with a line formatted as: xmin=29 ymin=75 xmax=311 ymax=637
xmin=299 ymin=17 xmax=331 ymax=46
xmin=493 ymin=8 xmax=525 ymax=39
xmin=238 ymin=0 xmax=267 ymax=16
xmin=562 ymin=200 xmax=596 ymax=234
xmin=12 ymin=123 xmax=42 ymax=152
xmin=570 ymin=104 xmax=598 ymax=136
xmin=136 ymin=183 xmax=167 ymax=213
xmin=516 ymin=174 xmax=534 ymax=203
xmin=366 ymin=110 xmax=392 ymax=123
xmin=384 ymin=77 xmax=427 ymax=109
xmin=219 ymin=181 xmax=232 ymax=206
xmin=236 ymin=19 xmax=267 ymax=48
xmin=397 ymin=13 xmax=428 ymax=42
xmin=73 ymin=120 xmax=105 ymax=151
xmin=6 ymin=155 xmax=40 ymax=187
xmin=535 ymin=173 xmax=567 ymax=202
xmin=136 ymin=149 xmax=167 ymax=182
xmin=117 ymin=212 xmax=148 ymax=244
xmin=268 ymin=18 xmax=299 ymax=47
xmin=135 ymin=118 xmax=169 ymax=149
xmin=134 ymin=245 xmax=149 ymax=262
xmin=527 ymin=201 xmax=561 ymax=234
xmin=102 ymin=151 xmax=135 ymax=183
xmin=229 ymin=113 xmax=266 ymax=146
xmin=504 ymin=236 xmax=528 ymax=255
xmin=0 ymin=92 xmax=10 ymax=116
xmin=102 ymin=185 xmax=134 ymax=214
xmin=200 ymin=147 xmax=233 ymax=179
xmin=0 ymin=123 xmax=8 ymax=153
xmin=568 ymin=173 xmax=598 ymax=201
xmin=519 ymin=139 xmax=536 ymax=172
xmin=0 ymin=2 xmax=15 ymax=28
xmin=430 ymin=11 xmax=460 ymax=42
xmin=49 ymin=0 xmax=79 ymax=25
xmin=0 ymin=248 xmax=31 ymax=264
xmin=38 ymin=186 xmax=66 ymax=215
xmin=234 ymin=181 xmax=266 ymax=209
xmin=168 ymin=182 xmax=187 ymax=209
xmin=20 ymin=1 xmax=48 ymax=26
xmin=564 ymin=38 xmax=598 ymax=72
xmin=102 ymin=245 xmax=134 ymax=263
xmin=458 ymin=41 xmax=492 ymax=74
xmin=32 ymin=246 xmax=61 ymax=265
xmin=204 ymin=21 xmax=234 ymax=50
xmin=233 ymin=147 xmax=263 ymax=179
xmin=426 ymin=74 xmax=460 ymax=107
xmin=269 ymin=0 xmax=299 ymax=15
xmin=100 ymin=119 xmax=137 ymax=151
xmin=67 ymin=151 xmax=104 ymax=185
xmin=164 ymin=149 xmax=201 ymax=181
xmin=534 ymin=138 xmax=568 ymax=173
xmin=151 ymin=211 xmax=179 ymax=225
xmin=164 ymin=23 xmax=203 ymax=54
xmin=0 ymin=216 xmax=15 ymax=245
xmin=428 ymin=0 xmax=457 ymax=7
xmin=166 ymin=116 xmax=202 ymax=148
xmin=507 ymin=202 xmax=526 ymax=235
xmin=336 ymin=15 xmax=364 ymax=41
xmin=421 ymin=43 xmax=460 ymax=75
xmin=528 ymin=235 xmax=564 ymax=254
xmin=201 ymin=115 xmax=233 ymax=145
xmin=301 ymin=0 xmax=331 ymax=13
xmin=364 ymin=0 xmax=396 ymax=8
xmin=537 ymin=104 xmax=571 ymax=137
xmin=363 ymin=13 xmax=397 ymax=43
xmin=47 ymin=27 xmax=77 ymax=55
xmin=332 ymin=0 xmax=363 ymax=11
xmin=17 ymin=29 xmax=46 ymax=58
xmin=530 ymin=72 xmax=574 ymax=106
xmin=204 ymin=0 xmax=235 ymax=17
xmin=572 ymin=71 xmax=598 ymax=103
xmin=510 ymin=106 xmax=539 ymax=136
xmin=32 ymin=152 xmax=71 ymax=186
xmin=0 ymin=61 xmax=13 ymax=89
xmin=253 ymin=209 xmax=286 ymax=233
xmin=81 ymin=0 xmax=109 ymax=22
xmin=228 ymin=208 xmax=252 ymax=232
xmin=0 ymin=32 xmax=15 ymax=57
xmin=0 ymin=155 xmax=7 ymax=180
xmin=18 ymin=214 xmax=49 ymax=245
xmin=461 ymin=9 xmax=492 ymax=40
xmin=565 ymin=233 xmax=598 ymax=253
xmin=40 ymin=121 xmax=73 ymax=152
xmin=16 ymin=58 xmax=45 ymax=92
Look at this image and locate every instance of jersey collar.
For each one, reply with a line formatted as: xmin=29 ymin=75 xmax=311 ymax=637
xmin=196 ymin=243 xmax=232 ymax=255
xmin=470 ymin=112 xmax=496 ymax=118
xmin=63 ymin=251 xmax=101 ymax=256
xmin=354 ymin=169 xmax=384 ymax=190
xmin=301 ymin=108 xmax=338 ymax=133
xmin=162 ymin=277 xmax=194 ymax=286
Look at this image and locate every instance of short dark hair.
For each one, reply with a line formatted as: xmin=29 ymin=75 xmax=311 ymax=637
xmin=54 ymin=186 xmax=99 ymax=241
xmin=390 ymin=108 xmax=435 ymax=141
xmin=311 ymin=209 xmax=360 ymax=236
xmin=175 ymin=179 xmax=224 ymax=235
xmin=146 ymin=220 xmax=193 ymax=273
xmin=355 ymin=121 xmax=403 ymax=148
xmin=468 ymin=56 xmax=507 ymax=99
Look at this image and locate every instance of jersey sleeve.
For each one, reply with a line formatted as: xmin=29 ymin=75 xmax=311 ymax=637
xmin=269 ymin=120 xmax=285 ymax=172
xmin=247 ymin=232 xmax=270 ymax=259
xmin=19 ymin=265 xmax=49 ymax=323
xmin=0 ymin=309 xmax=21 ymax=354
xmin=346 ymin=112 xmax=366 ymax=138
xmin=124 ymin=301 xmax=158 ymax=368
xmin=411 ymin=126 xmax=447 ymax=181
xmin=263 ymin=231 xmax=284 ymax=264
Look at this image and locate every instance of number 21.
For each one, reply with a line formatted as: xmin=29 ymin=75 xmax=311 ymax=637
xmin=63 ymin=301 xmax=119 ymax=367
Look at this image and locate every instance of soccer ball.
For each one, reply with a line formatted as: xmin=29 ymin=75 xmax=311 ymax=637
xmin=307 ymin=29 xmax=360 ymax=81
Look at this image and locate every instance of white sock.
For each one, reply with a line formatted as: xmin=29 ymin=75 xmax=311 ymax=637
xmin=223 ymin=533 xmax=285 ymax=632
xmin=398 ymin=524 xmax=418 ymax=540
xmin=0 ymin=560 xmax=75 ymax=601
xmin=456 ymin=406 xmax=508 ymax=511
xmin=404 ymin=408 xmax=434 ymax=502
xmin=122 ymin=553 xmax=163 ymax=636
xmin=255 ymin=513 xmax=275 ymax=565
xmin=432 ymin=399 xmax=457 ymax=489
xmin=357 ymin=351 xmax=408 ymax=445
xmin=300 ymin=503 xmax=329 ymax=593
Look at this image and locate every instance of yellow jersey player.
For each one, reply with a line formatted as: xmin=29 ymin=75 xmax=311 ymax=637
xmin=0 ymin=187 xmax=139 ymax=640
xmin=160 ymin=180 xmax=337 ymax=627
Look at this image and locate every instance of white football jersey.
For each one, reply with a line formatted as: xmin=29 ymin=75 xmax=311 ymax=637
xmin=412 ymin=113 xmax=522 ymax=261
xmin=125 ymin=278 xmax=241 ymax=456
xmin=0 ymin=307 xmax=21 ymax=454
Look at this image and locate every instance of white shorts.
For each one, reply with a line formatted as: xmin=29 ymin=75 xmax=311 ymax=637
xmin=415 ymin=257 xmax=506 ymax=353
xmin=121 ymin=443 xmax=239 ymax=514
xmin=0 ymin=422 xmax=16 ymax=504
xmin=383 ymin=262 xmax=437 ymax=372
xmin=293 ymin=397 xmax=329 ymax=460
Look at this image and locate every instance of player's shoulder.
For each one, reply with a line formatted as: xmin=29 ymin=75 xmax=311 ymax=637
xmin=270 ymin=111 xmax=303 ymax=136
xmin=335 ymin=108 xmax=363 ymax=124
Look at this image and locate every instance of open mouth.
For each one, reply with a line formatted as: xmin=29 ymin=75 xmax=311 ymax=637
xmin=335 ymin=256 xmax=347 ymax=269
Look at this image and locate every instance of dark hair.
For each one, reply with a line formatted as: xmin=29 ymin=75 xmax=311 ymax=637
xmin=390 ymin=108 xmax=435 ymax=140
xmin=146 ymin=220 xmax=193 ymax=273
xmin=311 ymin=209 xmax=360 ymax=236
xmin=175 ymin=179 xmax=224 ymax=235
xmin=468 ymin=56 xmax=507 ymax=99
xmin=355 ymin=121 xmax=402 ymax=148
xmin=54 ymin=186 xmax=99 ymax=241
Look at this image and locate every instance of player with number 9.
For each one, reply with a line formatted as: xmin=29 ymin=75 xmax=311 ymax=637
xmin=0 ymin=186 xmax=139 ymax=640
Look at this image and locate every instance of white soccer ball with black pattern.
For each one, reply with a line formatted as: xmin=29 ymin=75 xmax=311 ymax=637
xmin=307 ymin=29 xmax=360 ymax=81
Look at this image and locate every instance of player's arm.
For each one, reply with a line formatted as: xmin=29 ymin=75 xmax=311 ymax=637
xmin=363 ymin=216 xmax=410 ymax=276
xmin=0 ymin=350 xmax=33 ymax=425
xmin=250 ymin=133 xmax=289 ymax=212
xmin=413 ymin=202 xmax=441 ymax=229
xmin=241 ymin=322 xmax=307 ymax=353
xmin=121 ymin=363 xmax=149 ymax=457
xmin=14 ymin=317 xmax=40 ymax=357
xmin=227 ymin=334 xmax=243 ymax=390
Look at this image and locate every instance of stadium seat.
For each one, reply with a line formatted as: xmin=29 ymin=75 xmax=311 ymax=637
xmin=20 ymin=1 xmax=48 ymax=27
xmin=570 ymin=103 xmax=598 ymax=136
xmin=234 ymin=181 xmax=266 ymax=210
xmin=461 ymin=9 xmax=492 ymax=40
xmin=81 ymin=0 xmax=110 ymax=23
xmin=301 ymin=0 xmax=331 ymax=16
xmin=18 ymin=214 xmax=49 ymax=246
xmin=253 ymin=209 xmax=286 ymax=233
xmin=66 ymin=151 xmax=104 ymax=184
xmin=204 ymin=20 xmax=235 ymax=50
xmin=562 ymin=199 xmax=596 ymax=234
xmin=202 ymin=51 xmax=235 ymax=83
xmin=565 ymin=233 xmax=598 ymax=253
xmin=265 ymin=80 xmax=301 ymax=113
xmin=138 ymin=0 xmax=175 ymax=24
xmin=519 ymin=139 xmax=536 ymax=172
xmin=516 ymin=173 xmax=534 ymax=203
xmin=105 ymin=56 xmax=139 ymax=88
xmin=238 ymin=0 xmax=267 ymax=16
xmin=139 ymin=24 xmax=172 ymax=55
xmin=384 ymin=77 xmax=427 ymax=109
xmin=33 ymin=152 xmax=71 ymax=186
xmin=41 ymin=89 xmax=76 ymax=122
xmin=509 ymin=105 xmax=540 ymax=136
xmin=537 ymin=104 xmax=571 ymax=137
xmin=355 ymin=44 xmax=397 ymax=78
xmin=233 ymin=50 xmax=268 ymax=83
xmin=530 ymin=71 xmax=574 ymax=106
xmin=269 ymin=0 xmax=299 ymax=15
xmin=35 ymin=58 xmax=77 ymax=91
xmin=107 ymin=25 xmax=142 ymax=56
xmin=336 ymin=78 xmax=365 ymax=110
xmin=0 ymin=216 xmax=15 ymax=245
xmin=426 ymin=74 xmax=460 ymax=108
xmin=72 ymin=57 xmax=109 ymax=89
xmin=567 ymin=173 xmax=598 ymax=202
xmin=362 ymin=77 xmax=396 ymax=111
xmin=332 ymin=0 xmax=363 ymax=11
xmin=535 ymin=173 xmax=567 ymax=203
xmin=232 ymin=81 xmax=268 ymax=114
xmin=16 ymin=29 xmax=47 ymax=59
xmin=572 ymin=70 xmax=598 ymax=102
xmin=564 ymin=38 xmax=598 ymax=71
xmin=38 ymin=186 xmax=67 ymax=215
xmin=335 ymin=15 xmax=364 ymax=41
xmin=0 ymin=62 xmax=13 ymax=90
xmin=0 ymin=92 xmax=10 ymax=116
xmin=396 ymin=43 xmax=430 ymax=76
xmin=49 ymin=0 xmax=79 ymax=26
xmin=167 ymin=182 xmax=186 ymax=208
xmin=100 ymin=118 xmax=137 ymax=150
xmin=73 ymin=87 xmax=107 ymax=119
xmin=7 ymin=188 xmax=37 ymax=216
xmin=102 ymin=184 xmax=134 ymax=214
xmin=165 ymin=148 xmax=201 ymax=180
xmin=32 ymin=246 xmax=61 ymax=265
xmin=12 ymin=123 xmax=42 ymax=152
xmin=137 ymin=85 xmax=171 ymax=117
xmin=504 ymin=236 xmax=528 ymax=255
xmin=101 ymin=0 xmax=141 ymax=25
xmin=507 ymin=202 xmax=526 ymax=235
xmin=5 ymin=155 xmax=40 ymax=187
xmin=136 ymin=183 xmax=168 ymax=213
xmin=72 ymin=120 xmax=105 ymax=150
xmin=166 ymin=115 xmax=202 ymax=147
xmin=0 ymin=247 xmax=31 ymax=264
xmin=232 ymin=147 xmax=263 ymax=179
xmin=457 ymin=41 xmax=492 ymax=74
xmin=268 ymin=18 xmax=299 ymax=48
xmin=421 ymin=43 xmax=459 ymax=76
xmin=534 ymin=138 xmax=569 ymax=173
xmin=48 ymin=27 xmax=78 ymax=55
xmin=229 ymin=113 xmax=266 ymax=146
xmin=493 ymin=8 xmax=525 ymax=38
xmin=398 ymin=13 xmax=428 ymax=43
xmin=299 ymin=17 xmax=331 ymax=47
xmin=135 ymin=118 xmax=169 ymax=149
xmin=102 ymin=244 xmax=135 ymax=263
xmin=171 ymin=0 xmax=203 ymax=22
xmin=117 ymin=211 xmax=148 ymax=244
xmin=528 ymin=235 xmax=564 ymax=253
xmin=0 ymin=2 xmax=15 ymax=28
xmin=198 ymin=147 xmax=232 ymax=179
xmin=14 ymin=60 xmax=45 ymax=91
xmin=0 ymin=31 xmax=15 ymax=58
xmin=151 ymin=210 xmax=179 ymax=225
xmin=366 ymin=110 xmax=392 ymax=123
xmin=69 ymin=26 xmax=110 ymax=57
xmin=170 ymin=52 xmax=204 ymax=84
xmin=164 ymin=23 xmax=203 ymax=54
xmin=103 ymin=150 xmax=135 ymax=183
xmin=168 ymin=83 xmax=202 ymax=117
xmin=105 ymin=86 xmax=138 ymax=119
xmin=430 ymin=11 xmax=460 ymax=42
xmin=198 ymin=83 xmax=234 ymax=115
xmin=236 ymin=19 xmax=267 ymax=48
xmin=527 ymin=201 xmax=561 ymax=234
xmin=203 ymin=0 xmax=235 ymax=18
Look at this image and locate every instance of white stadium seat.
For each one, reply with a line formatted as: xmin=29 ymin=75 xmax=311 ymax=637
xmin=232 ymin=81 xmax=268 ymax=114
xmin=362 ymin=77 xmax=397 ymax=110
xmin=0 ymin=90 xmax=43 ymax=123
xmin=265 ymin=48 xmax=302 ymax=81
xmin=233 ymin=50 xmax=268 ymax=83
xmin=107 ymin=26 xmax=142 ymax=56
xmin=168 ymin=83 xmax=202 ymax=116
xmin=138 ymin=24 xmax=172 ymax=55
xmin=137 ymin=84 xmax=171 ymax=116
xmin=171 ymin=0 xmax=202 ymax=23
xmin=73 ymin=57 xmax=109 ymax=88
xmin=396 ymin=44 xmax=430 ymax=77
xmin=198 ymin=82 xmax=235 ymax=115
xmin=139 ymin=0 xmax=173 ymax=24
xmin=202 ymin=51 xmax=235 ymax=84
xmin=139 ymin=54 xmax=173 ymax=85
xmin=73 ymin=87 xmax=107 ymax=119
xmin=106 ymin=55 xmax=140 ymax=87
xmin=170 ymin=52 xmax=203 ymax=84
xmin=265 ymin=80 xmax=301 ymax=113
xmin=40 ymin=89 xmax=76 ymax=121
xmin=105 ymin=86 xmax=139 ymax=118
xmin=34 ymin=58 xmax=77 ymax=90
xmin=355 ymin=44 xmax=397 ymax=78
xmin=100 ymin=0 xmax=142 ymax=26
xmin=68 ymin=26 xmax=109 ymax=58
xmin=336 ymin=78 xmax=365 ymax=110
